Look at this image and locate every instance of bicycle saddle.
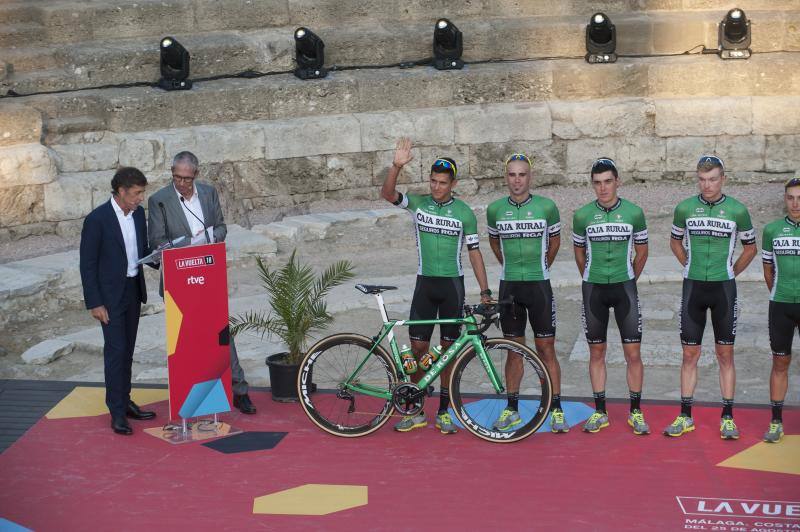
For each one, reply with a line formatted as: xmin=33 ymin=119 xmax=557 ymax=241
xmin=355 ymin=284 xmax=398 ymax=294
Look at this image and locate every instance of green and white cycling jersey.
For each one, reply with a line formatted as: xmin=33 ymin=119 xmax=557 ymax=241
xmin=486 ymin=194 xmax=560 ymax=281
xmin=670 ymin=194 xmax=755 ymax=281
xmin=394 ymin=192 xmax=479 ymax=277
xmin=762 ymin=216 xmax=800 ymax=303
xmin=572 ymin=198 xmax=648 ymax=284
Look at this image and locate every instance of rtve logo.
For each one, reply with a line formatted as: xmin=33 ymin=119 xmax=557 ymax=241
xmin=186 ymin=276 xmax=205 ymax=285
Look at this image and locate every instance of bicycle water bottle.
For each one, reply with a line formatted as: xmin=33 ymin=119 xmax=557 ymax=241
xmin=399 ymin=345 xmax=417 ymax=374
xmin=419 ymin=345 xmax=443 ymax=371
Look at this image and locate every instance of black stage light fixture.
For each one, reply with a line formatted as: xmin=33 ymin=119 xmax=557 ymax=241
xmin=585 ymin=13 xmax=617 ymax=63
xmin=718 ymin=8 xmax=751 ymax=59
xmin=158 ymin=36 xmax=192 ymax=91
xmin=433 ymin=18 xmax=464 ymax=70
xmin=294 ymin=27 xmax=327 ymax=79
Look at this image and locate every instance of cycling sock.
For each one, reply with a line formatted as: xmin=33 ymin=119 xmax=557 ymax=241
xmin=771 ymin=400 xmax=784 ymax=423
xmin=593 ymin=391 xmax=606 ymax=413
xmin=680 ymin=396 xmax=693 ymax=418
xmin=438 ymin=389 xmax=450 ymax=415
xmin=506 ymin=391 xmax=519 ymax=411
xmin=629 ymin=390 xmax=641 ymax=412
xmin=551 ymin=394 xmax=562 ymax=411
xmin=721 ymin=398 xmax=734 ymax=418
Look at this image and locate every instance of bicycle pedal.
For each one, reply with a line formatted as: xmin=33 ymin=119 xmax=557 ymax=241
xmin=426 ymin=385 xmax=435 ymax=397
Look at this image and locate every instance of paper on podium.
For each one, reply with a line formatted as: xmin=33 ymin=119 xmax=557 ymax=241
xmin=137 ymin=235 xmax=187 ymax=265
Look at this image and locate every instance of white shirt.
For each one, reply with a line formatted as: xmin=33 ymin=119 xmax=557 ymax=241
xmin=110 ymin=196 xmax=140 ymax=277
xmin=174 ymin=184 xmax=214 ymax=245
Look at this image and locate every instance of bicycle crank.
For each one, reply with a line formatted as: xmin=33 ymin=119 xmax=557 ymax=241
xmin=391 ymin=383 xmax=425 ymax=415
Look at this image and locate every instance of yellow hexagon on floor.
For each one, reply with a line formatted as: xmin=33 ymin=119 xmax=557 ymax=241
xmin=717 ymin=435 xmax=800 ymax=475
xmin=253 ymin=484 xmax=368 ymax=515
xmin=46 ymin=386 xmax=169 ymax=420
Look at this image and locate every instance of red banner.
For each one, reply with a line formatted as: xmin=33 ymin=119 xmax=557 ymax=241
xmin=162 ymin=243 xmax=232 ymax=420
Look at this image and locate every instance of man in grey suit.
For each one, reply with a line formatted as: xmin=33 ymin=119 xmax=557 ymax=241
xmin=148 ymin=151 xmax=256 ymax=414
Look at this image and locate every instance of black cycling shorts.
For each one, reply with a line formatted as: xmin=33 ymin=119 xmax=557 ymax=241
xmin=581 ymin=280 xmax=642 ymax=344
xmin=498 ymin=280 xmax=556 ymax=339
xmin=409 ymin=275 xmax=465 ymax=343
xmin=768 ymin=301 xmax=800 ymax=356
xmin=679 ymin=279 xmax=737 ymax=346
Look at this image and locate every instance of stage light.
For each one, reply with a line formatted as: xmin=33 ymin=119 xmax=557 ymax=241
xmin=158 ymin=36 xmax=192 ymax=91
xmin=433 ymin=18 xmax=463 ymax=70
xmin=294 ymin=27 xmax=327 ymax=79
xmin=585 ymin=12 xmax=617 ymax=64
xmin=718 ymin=8 xmax=751 ymax=59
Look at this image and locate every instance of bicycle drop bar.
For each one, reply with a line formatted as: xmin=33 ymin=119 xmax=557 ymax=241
xmin=465 ymin=297 xmax=514 ymax=335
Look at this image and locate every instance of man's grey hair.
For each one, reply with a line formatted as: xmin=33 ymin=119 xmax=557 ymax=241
xmin=172 ymin=151 xmax=199 ymax=171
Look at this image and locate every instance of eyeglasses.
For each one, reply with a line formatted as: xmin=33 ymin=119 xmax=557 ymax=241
xmin=505 ymin=153 xmax=532 ymax=167
xmin=432 ymin=158 xmax=457 ymax=177
xmin=591 ymin=157 xmax=617 ymax=171
xmin=172 ymin=174 xmax=196 ymax=183
xmin=697 ymin=155 xmax=725 ymax=171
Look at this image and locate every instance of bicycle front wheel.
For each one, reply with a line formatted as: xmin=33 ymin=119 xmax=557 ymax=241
xmin=297 ymin=333 xmax=399 ymax=437
xmin=449 ymin=338 xmax=552 ymax=443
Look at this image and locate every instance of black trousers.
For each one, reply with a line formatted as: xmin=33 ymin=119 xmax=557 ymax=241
xmin=101 ymin=277 xmax=141 ymax=418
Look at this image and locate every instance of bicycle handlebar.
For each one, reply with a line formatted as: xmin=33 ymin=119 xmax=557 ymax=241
xmin=465 ymin=297 xmax=515 ymax=334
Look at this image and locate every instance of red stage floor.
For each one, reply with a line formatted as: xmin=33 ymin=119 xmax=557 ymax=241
xmin=0 ymin=390 xmax=798 ymax=531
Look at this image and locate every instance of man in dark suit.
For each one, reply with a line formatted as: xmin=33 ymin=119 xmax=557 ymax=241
xmin=79 ymin=167 xmax=157 ymax=435
xmin=147 ymin=151 xmax=256 ymax=415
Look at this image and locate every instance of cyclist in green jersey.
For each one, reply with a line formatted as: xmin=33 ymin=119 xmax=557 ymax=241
xmin=572 ymin=158 xmax=650 ymax=435
xmin=486 ymin=153 xmax=569 ymax=433
xmin=760 ymin=177 xmax=800 ymax=443
xmin=664 ymin=155 xmax=757 ymax=440
xmin=381 ymin=137 xmax=492 ymax=435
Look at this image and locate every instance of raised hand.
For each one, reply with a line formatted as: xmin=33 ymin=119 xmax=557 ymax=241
xmin=393 ymin=137 xmax=414 ymax=168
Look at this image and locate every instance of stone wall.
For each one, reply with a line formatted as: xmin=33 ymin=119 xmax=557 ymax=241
xmin=1 ymin=95 xmax=797 ymax=240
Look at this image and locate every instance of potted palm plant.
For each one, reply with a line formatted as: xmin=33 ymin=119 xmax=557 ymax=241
xmin=230 ymin=250 xmax=354 ymax=402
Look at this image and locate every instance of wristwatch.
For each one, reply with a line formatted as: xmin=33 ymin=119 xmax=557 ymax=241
xmin=480 ymin=289 xmax=492 ymax=297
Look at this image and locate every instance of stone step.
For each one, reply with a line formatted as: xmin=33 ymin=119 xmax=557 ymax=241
xmin=1 ymin=0 xmax=796 ymax=47
xmin=3 ymin=9 xmax=797 ymax=96
xmin=8 ymin=52 xmax=797 ymax=142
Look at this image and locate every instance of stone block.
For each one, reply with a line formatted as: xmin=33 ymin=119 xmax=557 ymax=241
xmin=356 ymin=70 xmax=454 ymax=114
xmin=753 ymin=97 xmax=800 ymax=135
xmin=765 ymin=135 xmax=800 ymax=172
xmin=193 ymin=0 xmax=290 ymax=30
xmin=119 ymin=137 xmax=159 ymax=172
xmin=655 ymin=97 xmax=752 ymax=137
xmin=358 ymin=109 xmax=454 ymax=152
xmin=21 ymin=339 xmax=74 ymax=365
xmin=162 ymin=123 xmax=265 ymax=166
xmin=715 ymin=135 xmax=765 ymax=172
xmin=617 ymin=137 xmax=666 ymax=172
xmin=650 ymin=14 xmax=712 ymax=55
xmin=372 ymin=149 xmax=423 ymax=186
xmin=43 ymin=173 xmax=101 ymax=222
xmin=666 ymin=136 xmax=717 ymax=172
xmin=325 ymin=153 xmax=374 ymax=191
xmin=264 ymin=115 xmax=361 ymax=160
xmin=51 ymin=144 xmax=84 ymax=173
xmin=90 ymin=2 xmax=194 ymax=40
xmin=453 ymin=103 xmax=551 ymax=144
xmin=452 ymin=64 xmax=553 ymax=106
xmin=552 ymin=62 xmax=648 ymax=100
xmin=565 ymin=138 xmax=618 ymax=174
xmin=0 ymin=144 xmax=57 ymax=188
xmin=83 ymin=143 xmax=119 ymax=172
xmin=550 ymin=98 xmax=654 ymax=140
xmin=0 ymin=104 xmax=42 ymax=147
xmin=0 ymin=184 xmax=44 ymax=227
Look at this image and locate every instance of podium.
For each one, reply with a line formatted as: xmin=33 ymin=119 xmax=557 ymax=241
xmin=144 ymin=242 xmax=242 ymax=444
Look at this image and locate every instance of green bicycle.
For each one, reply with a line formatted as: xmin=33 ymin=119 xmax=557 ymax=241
xmin=297 ymin=284 xmax=553 ymax=443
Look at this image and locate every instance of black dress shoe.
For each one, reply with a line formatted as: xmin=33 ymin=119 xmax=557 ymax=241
xmin=112 ymin=416 xmax=133 ymax=435
xmin=233 ymin=393 xmax=257 ymax=414
xmin=126 ymin=401 xmax=156 ymax=420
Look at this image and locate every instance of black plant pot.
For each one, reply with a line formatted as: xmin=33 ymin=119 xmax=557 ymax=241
xmin=266 ymin=352 xmax=300 ymax=402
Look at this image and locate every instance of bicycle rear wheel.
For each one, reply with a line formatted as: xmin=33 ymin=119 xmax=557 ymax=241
xmin=449 ymin=338 xmax=552 ymax=443
xmin=298 ymin=333 xmax=398 ymax=437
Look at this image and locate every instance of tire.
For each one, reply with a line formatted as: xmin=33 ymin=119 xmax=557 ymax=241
xmin=449 ymin=338 xmax=552 ymax=443
xmin=297 ymin=333 xmax=399 ymax=437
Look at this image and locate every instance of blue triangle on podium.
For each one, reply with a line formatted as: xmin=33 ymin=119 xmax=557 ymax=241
xmin=179 ymin=379 xmax=231 ymax=419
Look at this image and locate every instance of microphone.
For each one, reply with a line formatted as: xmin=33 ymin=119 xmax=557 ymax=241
xmin=180 ymin=196 xmax=211 ymax=244
xmin=158 ymin=202 xmax=173 ymax=245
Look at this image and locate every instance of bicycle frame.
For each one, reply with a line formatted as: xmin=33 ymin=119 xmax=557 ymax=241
xmin=343 ymin=292 xmax=505 ymax=400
